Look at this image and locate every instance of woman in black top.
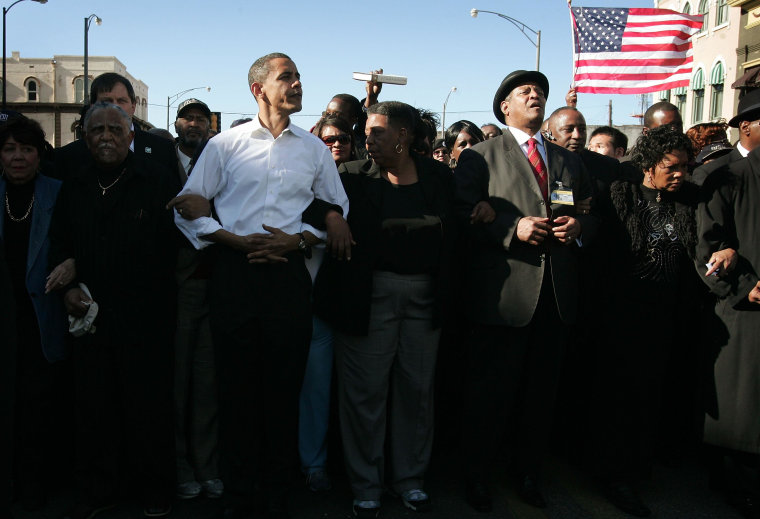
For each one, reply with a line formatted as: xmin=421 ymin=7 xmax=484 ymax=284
xmin=315 ymin=101 xmax=453 ymax=517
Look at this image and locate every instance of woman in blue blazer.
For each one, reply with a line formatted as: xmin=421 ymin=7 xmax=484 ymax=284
xmin=0 ymin=115 xmax=70 ymax=511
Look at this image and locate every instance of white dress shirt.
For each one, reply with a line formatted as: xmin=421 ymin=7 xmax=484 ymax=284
xmin=508 ymin=126 xmax=549 ymax=167
xmin=737 ymin=142 xmax=750 ymax=158
xmin=175 ymin=117 xmax=349 ymax=250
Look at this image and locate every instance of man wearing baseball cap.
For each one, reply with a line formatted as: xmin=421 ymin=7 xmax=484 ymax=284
xmin=692 ymin=89 xmax=760 ymax=185
xmin=455 ymin=70 xmax=593 ymax=513
xmin=172 ymin=96 xmax=224 ymax=503
xmin=175 ymin=99 xmax=212 ymax=180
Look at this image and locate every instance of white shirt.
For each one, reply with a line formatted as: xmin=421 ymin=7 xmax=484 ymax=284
xmin=175 ymin=117 xmax=349 ymax=250
xmin=177 ymin=147 xmax=193 ymax=175
xmin=737 ymin=142 xmax=750 ymax=158
xmin=508 ymin=126 xmax=549 ymax=167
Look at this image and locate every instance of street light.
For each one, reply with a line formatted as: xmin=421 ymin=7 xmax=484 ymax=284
xmin=470 ymin=8 xmax=541 ymax=71
xmin=83 ymin=13 xmax=102 ymax=105
xmin=441 ymin=86 xmax=457 ymax=139
xmin=167 ymin=86 xmax=211 ymax=129
xmin=2 ymin=0 xmax=47 ymax=109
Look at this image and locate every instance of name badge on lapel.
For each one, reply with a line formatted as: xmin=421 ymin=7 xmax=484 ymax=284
xmin=145 ymin=147 xmax=152 ymax=154
xmin=550 ymin=181 xmax=574 ymax=206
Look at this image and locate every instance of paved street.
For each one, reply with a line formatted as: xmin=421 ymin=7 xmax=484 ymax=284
xmin=12 ymin=452 xmax=744 ymax=519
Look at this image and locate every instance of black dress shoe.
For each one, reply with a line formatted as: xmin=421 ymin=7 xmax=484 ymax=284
xmin=517 ymin=475 xmax=547 ymax=508
xmin=605 ymin=483 xmax=651 ymax=517
xmin=465 ymin=481 xmax=492 ymax=513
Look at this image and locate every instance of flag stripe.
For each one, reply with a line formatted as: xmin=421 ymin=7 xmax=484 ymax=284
xmin=571 ymin=6 xmax=702 ymax=94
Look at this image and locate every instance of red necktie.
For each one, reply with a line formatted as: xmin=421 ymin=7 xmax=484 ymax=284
xmin=527 ymin=137 xmax=548 ymax=202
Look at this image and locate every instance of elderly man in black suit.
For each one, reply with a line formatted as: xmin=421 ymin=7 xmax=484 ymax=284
xmin=455 ymin=70 xmax=594 ymax=513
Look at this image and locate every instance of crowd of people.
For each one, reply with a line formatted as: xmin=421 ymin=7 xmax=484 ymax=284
xmin=2 ymin=51 xmax=760 ymax=519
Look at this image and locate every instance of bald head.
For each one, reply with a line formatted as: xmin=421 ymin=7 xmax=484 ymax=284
xmin=643 ymin=102 xmax=683 ymax=133
xmin=546 ymin=106 xmax=587 ymax=153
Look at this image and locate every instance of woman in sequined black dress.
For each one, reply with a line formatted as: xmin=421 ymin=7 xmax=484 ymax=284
xmin=590 ymin=126 xmax=707 ymax=517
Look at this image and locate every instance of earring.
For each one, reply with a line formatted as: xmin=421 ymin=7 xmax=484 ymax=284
xmin=394 ymin=143 xmax=403 ymax=154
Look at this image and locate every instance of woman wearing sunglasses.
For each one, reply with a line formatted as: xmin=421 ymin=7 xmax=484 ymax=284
xmin=314 ymin=115 xmax=356 ymax=166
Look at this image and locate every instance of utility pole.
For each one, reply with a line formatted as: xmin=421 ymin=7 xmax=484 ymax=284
xmin=608 ymin=99 xmax=612 ymax=126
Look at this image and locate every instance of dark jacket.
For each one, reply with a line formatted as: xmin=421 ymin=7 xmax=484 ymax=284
xmin=0 ymin=174 xmax=68 ymax=362
xmin=314 ymin=154 xmax=455 ymax=336
xmin=49 ymin=152 xmax=179 ymax=343
xmin=453 ymin=131 xmax=596 ymax=327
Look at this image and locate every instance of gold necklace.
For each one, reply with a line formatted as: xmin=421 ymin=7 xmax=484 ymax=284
xmin=97 ymin=168 xmax=126 ymax=195
xmin=5 ymin=192 xmax=34 ymax=222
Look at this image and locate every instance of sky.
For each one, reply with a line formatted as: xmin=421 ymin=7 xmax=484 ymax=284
xmin=6 ymin=0 xmax=658 ymax=135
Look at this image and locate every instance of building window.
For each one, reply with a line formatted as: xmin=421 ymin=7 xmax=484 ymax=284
xmin=692 ymin=68 xmax=705 ymax=123
xmin=74 ymin=77 xmax=85 ymax=103
xmin=658 ymin=90 xmax=671 ymax=102
xmin=715 ymin=0 xmax=728 ymax=25
xmin=25 ymin=79 xmax=38 ymax=102
xmin=683 ymin=2 xmax=691 ymax=14
xmin=698 ymin=0 xmax=709 ymax=32
xmin=675 ymin=88 xmax=687 ymax=115
xmin=710 ymin=61 xmax=724 ymax=119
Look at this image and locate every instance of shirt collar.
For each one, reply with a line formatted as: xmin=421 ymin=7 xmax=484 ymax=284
xmin=737 ymin=142 xmax=750 ymax=157
xmin=249 ymin=115 xmax=302 ymax=139
xmin=508 ymin=126 xmax=544 ymax=148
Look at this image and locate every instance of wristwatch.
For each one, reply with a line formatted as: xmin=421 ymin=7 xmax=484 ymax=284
xmin=296 ymin=232 xmax=312 ymax=259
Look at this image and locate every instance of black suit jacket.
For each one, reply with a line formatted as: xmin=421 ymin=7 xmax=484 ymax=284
xmin=692 ymin=148 xmax=743 ymax=186
xmin=454 ymin=131 xmax=595 ymax=327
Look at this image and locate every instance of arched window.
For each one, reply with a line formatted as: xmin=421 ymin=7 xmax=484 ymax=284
xmin=141 ymin=98 xmax=147 ymax=107
xmin=698 ymin=0 xmax=709 ymax=33
xmin=74 ymin=77 xmax=85 ymax=103
xmin=715 ymin=0 xmax=728 ymax=25
xmin=710 ymin=61 xmax=725 ymax=119
xmin=25 ymin=78 xmax=39 ymax=102
xmin=683 ymin=2 xmax=691 ymax=14
xmin=674 ymin=86 xmax=688 ymax=116
xmin=692 ymin=68 xmax=705 ymax=123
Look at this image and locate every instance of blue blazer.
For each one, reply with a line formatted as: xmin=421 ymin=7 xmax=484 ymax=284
xmin=0 ymin=174 xmax=68 ymax=362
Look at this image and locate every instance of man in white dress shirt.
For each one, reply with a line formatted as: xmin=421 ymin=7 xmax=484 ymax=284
xmin=174 ymin=52 xmax=348 ymax=519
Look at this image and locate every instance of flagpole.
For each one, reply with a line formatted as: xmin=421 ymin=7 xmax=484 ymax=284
xmin=568 ymin=0 xmax=577 ymax=89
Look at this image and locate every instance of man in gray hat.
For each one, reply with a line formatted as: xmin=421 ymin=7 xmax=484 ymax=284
xmin=455 ymin=70 xmax=594 ymax=513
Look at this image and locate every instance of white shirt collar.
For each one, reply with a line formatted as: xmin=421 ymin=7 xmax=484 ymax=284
xmin=737 ymin=142 xmax=750 ymax=157
xmin=508 ymin=126 xmax=544 ymax=148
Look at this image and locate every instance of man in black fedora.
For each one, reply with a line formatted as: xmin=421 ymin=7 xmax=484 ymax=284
xmin=692 ymin=88 xmax=760 ymax=185
xmin=454 ymin=70 xmax=594 ymax=513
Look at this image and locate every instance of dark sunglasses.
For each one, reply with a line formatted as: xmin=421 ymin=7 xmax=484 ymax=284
xmin=322 ymin=134 xmax=351 ymax=145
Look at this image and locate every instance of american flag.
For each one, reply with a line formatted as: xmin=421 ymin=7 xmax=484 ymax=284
xmin=570 ymin=7 xmax=703 ymax=94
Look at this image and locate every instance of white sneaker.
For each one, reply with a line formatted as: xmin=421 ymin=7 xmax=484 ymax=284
xmin=201 ymin=478 xmax=224 ymax=499
xmin=176 ymin=480 xmax=202 ymax=499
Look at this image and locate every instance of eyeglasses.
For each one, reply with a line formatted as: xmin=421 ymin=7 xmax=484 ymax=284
xmin=322 ymin=134 xmax=351 ymax=146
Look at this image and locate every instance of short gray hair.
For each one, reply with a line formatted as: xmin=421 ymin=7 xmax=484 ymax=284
xmin=83 ymin=101 xmax=131 ymax=132
xmin=247 ymin=52 xmax=291 ymax=86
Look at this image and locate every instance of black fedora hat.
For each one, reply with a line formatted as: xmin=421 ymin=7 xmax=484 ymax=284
xmin=728 ymin=89 xmax=760 ymax=128
xmin=492 ymin=70 xmax=550 ymax=124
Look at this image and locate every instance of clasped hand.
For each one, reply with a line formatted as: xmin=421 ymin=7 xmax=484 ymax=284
xmin=516 ymin=215 xmax=581 ymax=246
